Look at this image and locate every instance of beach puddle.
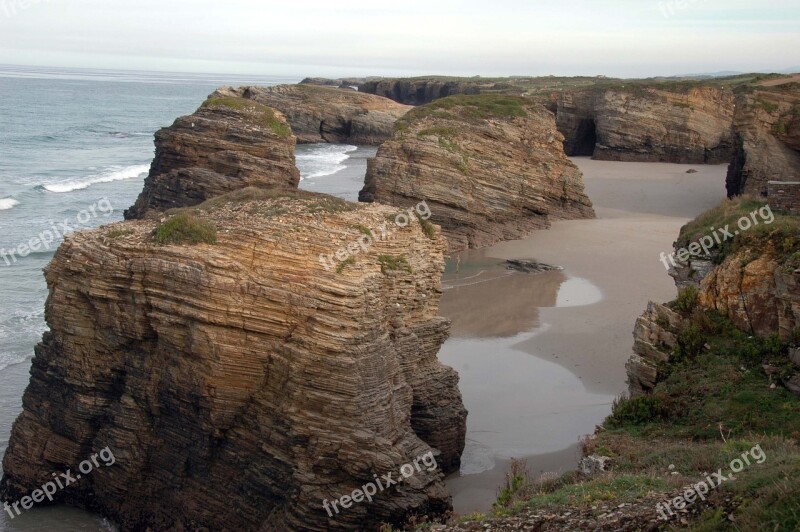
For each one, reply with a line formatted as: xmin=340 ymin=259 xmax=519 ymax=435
xmin=439 ymin=249 xmax=613 ymax=513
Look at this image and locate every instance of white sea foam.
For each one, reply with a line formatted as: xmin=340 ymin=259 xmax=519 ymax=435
xmin=296 ymin=144 xmax=358 ymax=180
xmin=0 ymin=198 xmax=20 ymax=210
xmin=42 ymin=164 xmax=149 ymax=193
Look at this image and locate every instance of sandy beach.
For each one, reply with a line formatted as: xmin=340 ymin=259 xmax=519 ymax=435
xmin=439 ymin=158 xmax=728 ymax=513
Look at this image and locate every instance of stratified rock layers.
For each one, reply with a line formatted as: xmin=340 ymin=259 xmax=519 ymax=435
xmin=360 ymin=95 xmax=595 ymax=251
xmin=725 ymin=86 xmax=800 ymax=196
xmin=220 ymin=84 xmax=411 ymax=145
xmin=558 ymin=87 xmax=735 ymax=163
xmin=1 ymin=195 xmax=467 ymax=531
xmin=125 ymin=94 xmax=300 ymax=220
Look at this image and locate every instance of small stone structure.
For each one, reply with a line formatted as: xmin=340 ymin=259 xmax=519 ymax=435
xmin=768 ymin=181 xmax=800 ymax=215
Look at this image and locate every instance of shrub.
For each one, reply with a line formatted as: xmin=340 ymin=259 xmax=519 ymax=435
xmin=674 ymin=285 xmax=699 ymax=315
xmin=153 ymin=213 xmax=217 ymax=245
xmin=608 ymin=395 xmax=664 ymax=427
xmin=336 ymin=256 xmax=355 ymax=274
xmin=415 ymin=213 xmax=436 ymax=240
xmin=675 ymin=322 xmax=706 ymax=360
xmin=377 ymin=255 xmax=411 ymax=274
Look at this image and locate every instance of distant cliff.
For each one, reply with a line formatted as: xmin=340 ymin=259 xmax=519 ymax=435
xmin=125 ymin=93 xmax=300 ymax=219
xmin=221 ymin=84 xmax=411 ymax=145
xmin=360 ymin=94 xmax=595 ymax=251
xmin=359 ymin=79 xmax=484 ymax=105
xmin=557 ymin=86 xmax=736 ymax=163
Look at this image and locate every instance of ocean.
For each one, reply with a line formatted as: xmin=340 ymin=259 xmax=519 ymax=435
xmin=0 ymin=65 xmax=364 ymax=531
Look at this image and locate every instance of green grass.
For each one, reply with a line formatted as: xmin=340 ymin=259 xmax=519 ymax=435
xmin=377 ymin=254 xmax=411 ymax=274
xmin=415 ymin=213 xmax=436 ymax=240
xmin=402 ymin=94 xmax=529 ymax=125
xmin=417 ymin=126 xmax=458 ymax=138
xmin=153 ymin=212 xmax=217 ymax=245
xmin=676 ymin=196 xmax=800 ymax=264
xmin=201 ymin=96 xmax=292 ymax=138
xmin=336 ymin=256 xmax=355 ymax=274
xmin=105 ymin=227 xmax=134 ymax=239
xmin=352 ymin=224 xmax=373 ymax=237
xmin=758 ymin=99 xmax=779 ymax=113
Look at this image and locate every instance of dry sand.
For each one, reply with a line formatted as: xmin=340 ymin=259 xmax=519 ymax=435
xmin=441 ymin=158 xmax=727 ymax=513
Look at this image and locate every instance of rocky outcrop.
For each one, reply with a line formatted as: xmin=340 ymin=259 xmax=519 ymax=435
xmin=218 ymin=84 xmax=411 ymax=145
xmin=359 ymin=95 xmax=595 ymax=252
xmin=626 ymin=301 xmax=684 ymax=395
xmin=695 ymin=249 xmax=800 ymax=339
xmin=557 ymin=87 xmax=735 ymax=163
xmin=300 ymin=77 xmax=368 ymax=89
xmin=1 ymin=191 xmax=467 ymax=531
xmin=125 ymin=93 xmax=299 ymax=219
xmin=359 ymin=79 xmax=484 ymax=106
xmin=725 ymin=85 xmax=800 ymax=196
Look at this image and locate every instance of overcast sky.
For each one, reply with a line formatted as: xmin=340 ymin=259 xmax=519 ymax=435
xmin=0 ymin=0 xmax=798 ymax=78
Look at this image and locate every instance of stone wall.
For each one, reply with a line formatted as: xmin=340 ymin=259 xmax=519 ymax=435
xmin=768 ymin=181 xmax=800 ymax=215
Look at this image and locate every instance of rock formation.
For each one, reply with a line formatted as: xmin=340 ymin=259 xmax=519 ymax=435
xmin=359 ymin=79 xmax=483 ymax=106
xmin=359 ymin=94 xmax=595 ymax=251
xmin=125 ymin=93 xmax=300 ymax=219
xmin=725 ymin=84 xmax=800 ymax=196
xmin=217 ymin=84 xmax=411 ymax=145
xmin=626 ymin=301 xmax=683 ymax=395
xmin=627 ymin=199 xmax=800 ymax=395
xmin=1 ymin=190 xmax=467 ymax=531
xmin=557 ymin=87 xmax=735 ymax=163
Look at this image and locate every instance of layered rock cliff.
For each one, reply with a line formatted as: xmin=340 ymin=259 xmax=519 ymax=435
xmin=359 ymin=79 xmax=483 ymax=106
xmin=359 ymin=94 xmax=595 ymax=252
xmin=218 ymin=84 xmax=411 ymax=145
xmin=557 ymin=87 xmax=736 ymax=163
xmin=1 ymin=190 xmax=467 ymax=531
xmin=725 ymin=84 xmax=800 ymax=196
xmin=125 ymin=93 xmax=300 ymax=219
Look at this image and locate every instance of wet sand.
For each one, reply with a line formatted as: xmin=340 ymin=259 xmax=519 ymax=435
xmin=440 ymin=158 xmax=727 ymax=512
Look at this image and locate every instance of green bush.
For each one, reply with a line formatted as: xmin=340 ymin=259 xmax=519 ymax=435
xmin=377 ymin=255 xmax=411 ymax=274
xmin=675 ymin=322 xmax=706 ymax=360
xmin=674 ymin=285 xmax=699 ymax=314
xmin=153 ymin=213 xmax=217 ymax=245
xmin=608 ymin=395 xmax=664 ymax=427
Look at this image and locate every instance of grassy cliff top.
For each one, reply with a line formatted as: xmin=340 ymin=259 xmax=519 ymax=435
xmin=201 ymin=96 xmax=292 ymax=138
xmin=399 ymin=94 xmax=531 ymax=126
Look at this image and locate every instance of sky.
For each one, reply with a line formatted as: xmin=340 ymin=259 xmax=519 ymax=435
xmin=0 ymin=0 xmax=798 ymax=78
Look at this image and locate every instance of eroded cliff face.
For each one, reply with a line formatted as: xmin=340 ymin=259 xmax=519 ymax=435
xmin=359 ymin=79 xmax=483 ymax=106
xmin=219 ymin=84 xmax=411 ymax=145
xmin=725 ymin=85 xmax=800 ymax=196
xmin=557 ymin=87 xmax=735 ymax=163
xmin=359 ymin=95 xmax=595 ymax=252
xmin=125 ymin=94 xmax=300 ymax=220
xmin=0 ymin=192 xmax=467 ymax=531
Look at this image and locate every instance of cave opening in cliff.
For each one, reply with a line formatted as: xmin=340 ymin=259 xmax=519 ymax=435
xmin=570 ymin=118 xmax=597 ymax=156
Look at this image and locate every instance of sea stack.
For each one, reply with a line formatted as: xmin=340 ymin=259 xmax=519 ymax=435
xmin=360 ymin=94 xmax=595 ymax=251
xmin=125 ymin=93 xmax=300 ymax=220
